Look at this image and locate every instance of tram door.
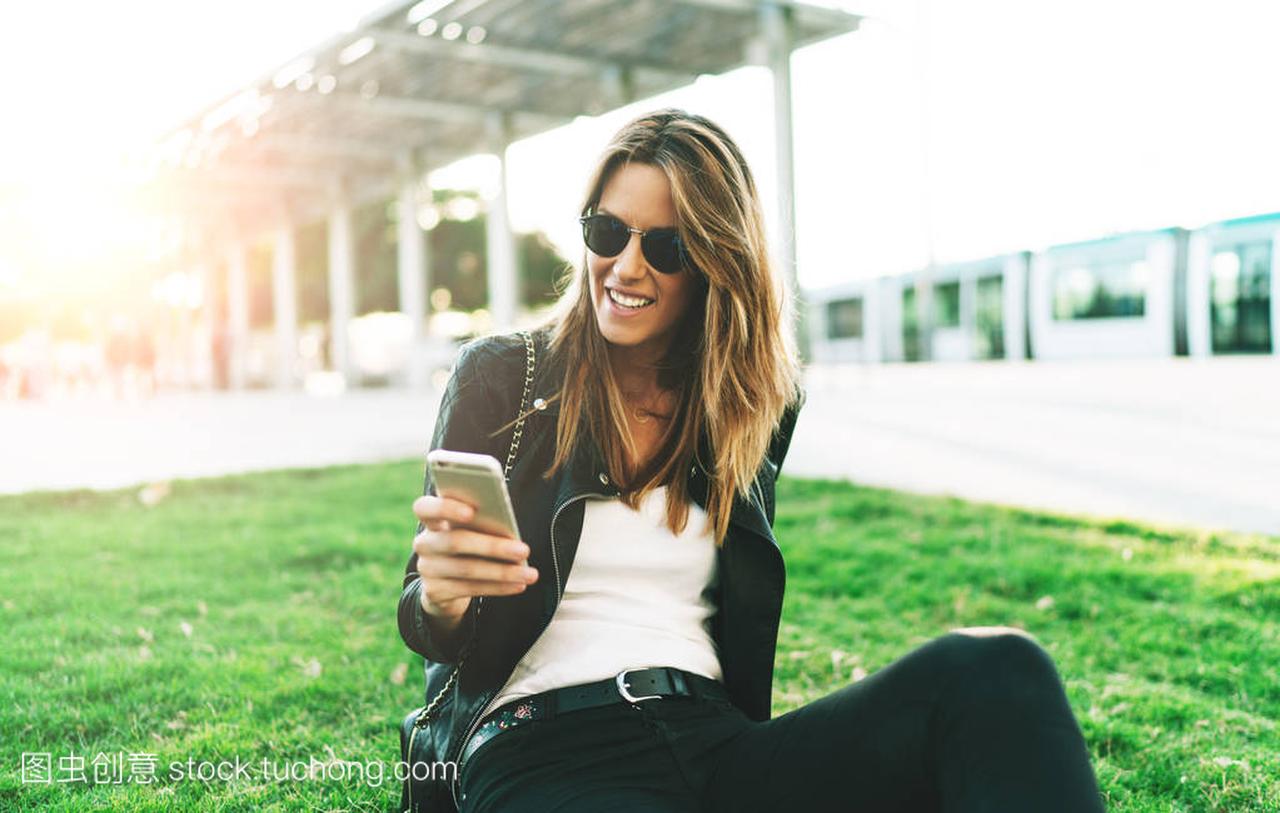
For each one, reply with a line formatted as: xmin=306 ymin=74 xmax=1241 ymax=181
xmin=975 ymin=275 xmax=1005 ymax=359
xmin=1211 ymin=241 xmax=1273 ymax=353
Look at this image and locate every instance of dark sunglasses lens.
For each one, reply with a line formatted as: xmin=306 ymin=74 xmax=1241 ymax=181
xmin=583 ymin=215 xmax=629 ymax=257
xmin=642 ymin=231 xmax=684 ymax=275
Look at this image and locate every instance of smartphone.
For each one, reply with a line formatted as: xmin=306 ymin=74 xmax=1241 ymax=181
xmin=426 ymin=450 xmax=521 ymax=540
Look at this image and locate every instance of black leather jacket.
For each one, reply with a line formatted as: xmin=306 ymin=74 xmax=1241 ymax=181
xmin=397 ymin=326 xmax=803 ymax=800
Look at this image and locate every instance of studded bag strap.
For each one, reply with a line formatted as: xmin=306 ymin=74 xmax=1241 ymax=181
xmin=413 ymin=329 xmax=535 ymax=728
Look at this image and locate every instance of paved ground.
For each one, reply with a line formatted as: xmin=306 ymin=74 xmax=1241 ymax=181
xmin=0 ymin=389 xmax=440 ymax=494
xmin=792 ymin=356 xmax=1280 ymax=537
xmin=3 ymin=356 xmax=1277 ymax=537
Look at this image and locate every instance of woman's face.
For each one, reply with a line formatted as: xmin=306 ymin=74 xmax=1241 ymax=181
xmin=589 ymin=162 xmax=699 ymax=357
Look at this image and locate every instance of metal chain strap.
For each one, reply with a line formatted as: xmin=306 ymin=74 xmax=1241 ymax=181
xmin=503 ymin=330 xmax=536 ymax=482
xmin=415 ymin=660 xmax=459 ymax=724
xmin=413 ymin=330 xmax=535 ymax=729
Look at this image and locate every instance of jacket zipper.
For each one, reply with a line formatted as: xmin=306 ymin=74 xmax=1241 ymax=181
xmin=448 ymin=490 xmax=602 ymax=804
xmin=443 ymin=594 xmax=485 ymax=810
xmin=547 ymin=492 xmax=596 ymax=601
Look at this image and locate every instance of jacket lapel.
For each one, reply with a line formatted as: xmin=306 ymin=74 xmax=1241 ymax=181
xmin=529 ymin=327 xmax=778 ymax=545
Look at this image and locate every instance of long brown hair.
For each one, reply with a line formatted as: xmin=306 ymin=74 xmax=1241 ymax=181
xmin=515 ymin=108 xmax=802 ymax=546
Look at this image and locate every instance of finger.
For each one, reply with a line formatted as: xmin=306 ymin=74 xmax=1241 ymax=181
xmin=412 ymin=494 xmax=476 ymax=525
xmin=417 ymin=529 xmax=530 ymax=562
xmin=425 ymin=578 xmax=531 ymax=603
xmin=425 ymin=555 xmax=538 ymax=585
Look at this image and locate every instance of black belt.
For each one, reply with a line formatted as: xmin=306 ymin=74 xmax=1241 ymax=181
xmin=461 ymin=667 xmax=729 ymax=766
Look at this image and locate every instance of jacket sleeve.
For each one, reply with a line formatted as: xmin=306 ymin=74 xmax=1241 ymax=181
xmin=768 ymin=388 xmax=805 ymax=478
xmin=398 ymin=338 xmax=506 ymax=665
xmin=759 ymin=388 xmax=805 ymax=527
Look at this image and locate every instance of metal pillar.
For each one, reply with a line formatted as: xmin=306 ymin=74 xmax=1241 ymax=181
xmin=397 ymin=173 xmax=429 ymax=388
xmin=271 ymin=226 xmax=299 ymax=389
xmin=226 ymin=242 xmax=250 ymax=390
xmin=485 ymin=112 xmax=519 ymax=331
xmin=762 ymin=2 xmax=807 ymax=361
xmin=328 ymin=200 xmax=356 ymax=384
xmin=911 ymin=0 xmax=937 ymax=362
xmin=192 ymin=261 xmax=211 ymax=389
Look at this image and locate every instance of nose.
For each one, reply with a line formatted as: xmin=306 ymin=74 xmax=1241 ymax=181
xmin=610 ymin=231 xmax=648 ymax=281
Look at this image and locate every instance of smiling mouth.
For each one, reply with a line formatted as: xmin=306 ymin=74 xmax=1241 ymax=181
xmin=607 ymin=287 xmax=655 ymax=309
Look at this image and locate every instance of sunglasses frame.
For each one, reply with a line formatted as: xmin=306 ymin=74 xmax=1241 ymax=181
xmin=578 ymin=212 xmax=694 ymax=276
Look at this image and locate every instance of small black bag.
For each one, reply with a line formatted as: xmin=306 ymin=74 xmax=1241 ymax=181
xmin=399 ymin=330 xmax=536 ymax=812
xmin=399 ymin=663 xmax=461 ymax=812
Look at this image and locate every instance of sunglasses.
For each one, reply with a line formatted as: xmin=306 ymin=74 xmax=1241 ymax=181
xmin=578 ymin=212 xmax=693 ymax=276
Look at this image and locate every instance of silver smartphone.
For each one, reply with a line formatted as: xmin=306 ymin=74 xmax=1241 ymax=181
xmin=426 ymin=449 xmax=521 ymax=540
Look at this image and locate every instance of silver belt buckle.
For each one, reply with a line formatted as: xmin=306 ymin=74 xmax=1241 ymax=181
xmin=616 ymin=668 xmax=662 ymax=704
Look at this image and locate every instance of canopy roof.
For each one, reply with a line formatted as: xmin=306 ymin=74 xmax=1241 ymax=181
xmin=146 ymin=0 xmax=860 ymax=231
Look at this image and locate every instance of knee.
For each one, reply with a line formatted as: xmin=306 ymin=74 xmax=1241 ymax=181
xmin=951 ymin=625 xmax=1040 ymax=644
xmin=935 ymin=627 xmax=1065 ymax=701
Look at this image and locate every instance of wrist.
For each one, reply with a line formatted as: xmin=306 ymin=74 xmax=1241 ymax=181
xmin=419 ymin=590 xmax=469 ymax=624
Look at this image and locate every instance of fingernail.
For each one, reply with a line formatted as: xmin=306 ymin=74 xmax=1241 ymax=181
xmin=523 ymin=567 xmax=538 ymax=582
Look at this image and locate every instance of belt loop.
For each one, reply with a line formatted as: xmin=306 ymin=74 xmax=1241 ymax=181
xmin=544 ymin=690 xmax=557 ymax=721
xmin=669 ymin=668 xmax=688 ymax=697
xmin=690 ymin=673 xmax=709 ymax=701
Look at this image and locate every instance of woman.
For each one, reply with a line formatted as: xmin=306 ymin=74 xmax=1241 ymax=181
xmin=399 ymin=109 xmax=1105 ymax=812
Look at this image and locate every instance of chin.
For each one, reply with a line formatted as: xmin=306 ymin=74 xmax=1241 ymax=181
xmin=596 ymin=318 xmax=642 ymax=346
xmin=594 ymin=304 xmax=651 ymax=347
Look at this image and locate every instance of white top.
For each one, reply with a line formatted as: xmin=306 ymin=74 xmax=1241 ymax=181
xmin=480 ymin=485 xmax=722 ymax=720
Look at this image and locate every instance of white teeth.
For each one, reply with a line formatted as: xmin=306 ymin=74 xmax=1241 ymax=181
xmin=608 ymin=288 xmax=654 ymax=308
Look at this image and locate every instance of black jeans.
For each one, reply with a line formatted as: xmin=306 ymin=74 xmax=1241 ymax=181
xmin=458 ymin=630 xmax=1106 ymax=812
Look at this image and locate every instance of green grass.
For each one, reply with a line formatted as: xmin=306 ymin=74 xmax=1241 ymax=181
xmin=0 ymin=463 xmax=1276 ymax=811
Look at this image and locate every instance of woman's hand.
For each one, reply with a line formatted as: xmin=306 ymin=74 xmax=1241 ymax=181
xmin=411 ymin=494 xmax=539 ymax=622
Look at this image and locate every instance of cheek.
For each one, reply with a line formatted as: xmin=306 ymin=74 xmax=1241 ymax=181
xmin=587 ymin=257 xmax=609 ymax=286
xmin=584 ymin=262 xmax=604 ymax=299
xmin=659 ymin=276 xmax=695 ymax=315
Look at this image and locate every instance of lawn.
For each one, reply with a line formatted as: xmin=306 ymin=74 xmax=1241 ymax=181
xmin=0 ymin=462 xmax=1275 ymax=811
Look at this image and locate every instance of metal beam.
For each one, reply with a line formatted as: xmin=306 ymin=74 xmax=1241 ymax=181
xmin=161 ymin=164 xmax=336 ymax=191
xmin=290 ymin=175 xmax=398 ymax=227
xmin=336 ymin=92 xmax=570 ymax=132
xmin=259 ymin=88 xmax=570 ymax=136
xmin=369 ymin=29 xmax=694 ymax=86
xmin=233 ymin=133 xmax=406 ymax=165
xmin=680 ymin=0 xmax=861 ymax=34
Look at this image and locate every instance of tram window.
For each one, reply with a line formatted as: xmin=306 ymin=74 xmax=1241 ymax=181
xmin=826 ymin=297 xmax=864 ymax=339
xmin=1211 ymin=252 xmax=1240 ymax=306
xmin=902 ymin=287 xmax=921 ymax=362
xmin=1211 ymin=241 xmax=1272 ymax=353
xmin=1052 ymin=260 xmax=1147 ymax=320
xmin=934 ymin=281 xmax=961 ymax=328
